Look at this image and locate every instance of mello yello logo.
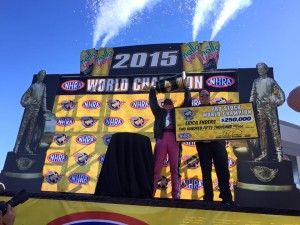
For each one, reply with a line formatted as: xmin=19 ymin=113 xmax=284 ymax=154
xmin=202 ymin=42 xmax=220 ymax=57
xmin=96 ymin=48 xmax=113 ymax=67
xmin=81 ymin=50 xmax=97 ymax=69
xmin=182 ymin=43 xmax=202 ymax=64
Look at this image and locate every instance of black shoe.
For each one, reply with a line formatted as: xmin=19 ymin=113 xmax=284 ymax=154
xmin=204 ymin=199 xmax=214 ymax=204
xmin=222 ymin=200 xmax=235 ymax=206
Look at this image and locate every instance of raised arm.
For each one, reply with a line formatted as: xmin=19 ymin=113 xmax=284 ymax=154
xmin=149 ymin=87 xmax=159 ymax=114
xmin=182 ymin=88 xmax=192 ymax=107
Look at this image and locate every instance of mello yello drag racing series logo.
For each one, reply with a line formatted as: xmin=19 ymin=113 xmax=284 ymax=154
xmin=81 ymin=116 xmax=98 ymax=128
xmin=107 ymin=99 xmax=124 ymax=110
xmin=61 ymin=100 xmax=76 ymax=111
xmin=53 ymin=133 xmax=71 ymax=145
xmin=130 ymin=116 xmax=148 ymax=128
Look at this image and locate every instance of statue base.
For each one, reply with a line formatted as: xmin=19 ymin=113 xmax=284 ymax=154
xmin=0 ymin=152 xmax=46 ymax=193
xmin=234 ymin=159 xmax=300 ymax=210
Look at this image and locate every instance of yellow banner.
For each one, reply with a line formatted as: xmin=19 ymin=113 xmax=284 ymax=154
xmin=175 ymin=103 xmax=258 ymax=141
xmin=1 ymin=196 xmax=298 ymax=225
xmin=181 ymin=41 xmax=204 ymax=72
xmin=91 ymin=48 xmax=114 ymax=76
xmin=80 ymin=48 xmax=97 ymax=75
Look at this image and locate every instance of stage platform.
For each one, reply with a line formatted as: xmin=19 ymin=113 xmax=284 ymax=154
xmin=1 ymin=191 xmax=299 ymax=224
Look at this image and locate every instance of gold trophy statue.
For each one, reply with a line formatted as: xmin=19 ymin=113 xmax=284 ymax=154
xmin=249 ymin=62 xmax=285 ymax=162
xmin=13 ymin=70 xmax=55 ymax=154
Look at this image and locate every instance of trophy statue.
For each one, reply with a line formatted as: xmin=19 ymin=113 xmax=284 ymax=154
xmin=233 ymin=64 xmax=300 ymax=210
xmin=249 ymin=62 xmax=285 ymax=162
xmin=141 ymin=71 xmax=188 ymax=93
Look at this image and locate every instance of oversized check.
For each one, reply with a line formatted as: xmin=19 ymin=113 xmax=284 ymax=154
xmin=175 ymin=103 xmax=259 ymax=142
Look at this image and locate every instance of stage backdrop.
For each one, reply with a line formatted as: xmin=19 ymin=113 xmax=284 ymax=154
xmin=41 ymin=71 xmax=239 ymax=201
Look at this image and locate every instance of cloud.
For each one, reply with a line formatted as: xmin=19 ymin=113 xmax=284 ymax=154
xmin=90 ymin=0 xmax=161 ymax=48
xmin=192 ymin=0 xmax=217 ymax=41
xmin=192 ymin=0 xmax=252 ymax=41
xmin=210 ymin=0 xmax=252 ymax=40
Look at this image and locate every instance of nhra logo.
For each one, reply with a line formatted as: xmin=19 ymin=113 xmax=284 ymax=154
xmin=98 ymin=154 xmax=106 ymax=164
xmin=178 ymin=133 xmax=192 ymax=139
xmin=107 ymin=99 xmax=124 ymax=111
xmin=181 ymin=178 xmax=203 ymax=190
xmin=61 ymin=80 xmax=85 ymax=91
xmin=81 ymin=116 xmax=98 ymax=128
xmin=206 ymin=76 xmax=235 ymax=88
xmin=82 ymin=100 xmax=102 ymax=109
xmin=56 ymin=117 xmax=75 ymax=127
xmin=183 ymin=155 xmax=200 ymax=169
xmin=182 ymin=142 xmax=195 ymax=147
xmin=45 ymin=171 xmax=63 ymax=184
xmin=47 ymin=211 xmax=148 ymax=225
xmin=180 ymin=109 xmax=196 ymax=120
xmin=76 ymin=134 xmax=97 ymax=145
xmin=130 ymin=116 xmax=148 ymax=128
xmin=47 ymin=152 xmax=68 ymax=164
xmin=68 ymin=173 xmax=90 ymax=185
xmin=53 ymin=133 xmax=71 ymax=145
xmin=157 ymin=176 xmax=170 ymax=190
xmin=192 ymin=98 xmax=201 ymax=106
xmin=104 ymin=117 xmax=124 ymax=127
xmin=74 ymin=152 xmax=92 ymax=166
xmin=130 ymin=99 xmax=149 ymax=109
xmin=102 ymin=134 xmax=112 ymax=146
xmin=61 ymin=100 xmax=76 ymax=111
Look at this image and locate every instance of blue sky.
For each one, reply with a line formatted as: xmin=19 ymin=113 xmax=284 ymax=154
xmin=0 ymin=0 xmax=299 ymax=170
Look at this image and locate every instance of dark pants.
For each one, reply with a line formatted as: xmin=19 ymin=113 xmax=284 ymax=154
xmin=196 ymin=141 xmax=232 ymax=202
